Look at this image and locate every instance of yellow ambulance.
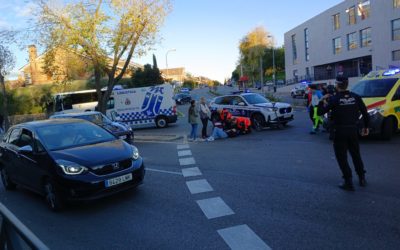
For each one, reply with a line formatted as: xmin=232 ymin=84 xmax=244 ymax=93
xmin=351 ymin=68 xmax=400 ymax=139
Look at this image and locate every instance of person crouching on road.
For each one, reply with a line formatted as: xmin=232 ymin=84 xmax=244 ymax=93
xmin=199 ymin=97 xmax=211 ymax=139
xmin=207 ymin=110 xmax=228 ymax=141
xmin=317 ymin=76 xmax=369 ymax=191
xmin=188 ymin=100 xmax=199 ymax=141
xmin=309 ymin=85 xmax=324 ymax=134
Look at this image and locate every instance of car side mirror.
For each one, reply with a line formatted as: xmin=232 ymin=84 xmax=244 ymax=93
xmin=19 ymin=145 xmax=33 ymax=154
xmin=237 ymin=102 xmax=246 ymax=106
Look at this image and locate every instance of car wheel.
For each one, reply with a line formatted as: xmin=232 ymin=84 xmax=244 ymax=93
xmin=0 ymin=168 xmax=17 ymax=190
xmin=44 ymin=180 xmax=64 ymax=212
xmin=251 ymin=114 xmax=265 ymax=131
xmin=381 ymin=117 xmax=394 ymax=140
xmin=281 ymin=121 xmax=288 ymax=126
xmin=156 ymin=116 xmax=168 ymax=128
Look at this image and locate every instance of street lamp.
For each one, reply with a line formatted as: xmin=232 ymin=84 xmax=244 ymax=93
xmin=268 ymin=35 xmax=276 ymax=92
xmin=165 ymin=48 xmax=176 ymax=81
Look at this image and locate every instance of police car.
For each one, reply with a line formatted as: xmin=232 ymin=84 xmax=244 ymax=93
xmin=209 ymin=93 xmax=294 ymax=131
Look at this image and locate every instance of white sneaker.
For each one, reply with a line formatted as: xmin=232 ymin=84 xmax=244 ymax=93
xmin=206 ymin=136 xmax=214 ymax=141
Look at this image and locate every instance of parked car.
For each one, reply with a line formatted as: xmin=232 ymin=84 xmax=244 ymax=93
xmin=50 ymin=111 xmax=134 ymax=144
xmin=173 ymin=93 xmax=192 ymax=105
xmin=209 ymin=93 xmax=294 ymax=131
xmin=0 ymin=119 xmax=145 ymax=211
xmin=180 ymin=87 xmax=190 ymax=93
xmin=291 ymin=84 xmax=308 ymax=98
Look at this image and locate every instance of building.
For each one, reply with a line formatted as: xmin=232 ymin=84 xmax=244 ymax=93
xmin=19 ymin=45 xmax=141 ymax=86
xmin=160 ymin=67 xmax=185 ymax=83
xmin=284 ymin=0 xmax=400 ymax=86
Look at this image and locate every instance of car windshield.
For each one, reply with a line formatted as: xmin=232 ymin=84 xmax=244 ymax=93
xmin=242 ymin=94 xmax=270 ymax=104
xmin=351 ymin=78 xmax=398 ymax=98
xmin=36 ymin=122 xmax=116 ymax=151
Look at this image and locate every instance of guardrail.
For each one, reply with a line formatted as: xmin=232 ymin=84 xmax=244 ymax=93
xmin=0 ymin=203 xmax=49 ymax=250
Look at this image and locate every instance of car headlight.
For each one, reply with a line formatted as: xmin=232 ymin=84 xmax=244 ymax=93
xmin=177 ymin=99 xmax=181 ymax=102
xmin=131 ymin=146 xmax=140 ymax=160
xmin=266 ymin=107 xmax=279 ymax=112
xmin=56 ymin=160 xmax=88 ymax=175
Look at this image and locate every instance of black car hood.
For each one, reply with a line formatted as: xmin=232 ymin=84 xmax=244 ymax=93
xmin=49 ymin=140 xmax=132 ymax=167
xmin=101 ymin=122 xmax=128 ymax=134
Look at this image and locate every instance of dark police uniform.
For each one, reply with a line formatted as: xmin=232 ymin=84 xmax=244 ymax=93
xmin=318 ymin=90 xmax=369 ymax=190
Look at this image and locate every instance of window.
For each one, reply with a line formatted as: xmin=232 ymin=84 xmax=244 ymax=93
xmin=231 ymin=96 xmax=246 ymax=106
xmin=292 ymin=35 xmax=297 ymax=64
xmin=304 ymin=29 xmax=310 ymax=61
xmin=347 ymin=6 xmax=356 ymax=25
xmin=394 ymin=0 xmax=400 ymax=8
xmin=393 ymin=50 xmax=400 ymax=61
xmin=392 ymin=19 xmax=400 ymax=41
xmin=333 ymin=37 xmax=342 ymax=54
xmin=8 ymin=129 xmax=21 ymax=146
xmin=358 ymin=0 xmax=370 ymax=20
xmin=347 ymin=32 xmax=358 ymax=50
xmin=333 ymin=13 xmax=340 ymax=30
xmin=360 ymin=28 xmax=372 ymax=47
xmin=18 ymin=129 xmax=34 ymax=149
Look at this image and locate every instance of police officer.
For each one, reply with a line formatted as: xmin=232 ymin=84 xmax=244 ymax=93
xmin=318 ymin=76 xmax=369 ymax=191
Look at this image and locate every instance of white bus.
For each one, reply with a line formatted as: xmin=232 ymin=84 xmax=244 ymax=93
xmin=53 ymin=89 xmax=99 ymax=114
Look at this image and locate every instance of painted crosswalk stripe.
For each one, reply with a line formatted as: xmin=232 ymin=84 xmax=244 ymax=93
xmin=196 ymin=197 xmax=234 ymax=219
xmin=178 ymin=150 xmax=192 ymax=157
xmin=217 ymin=224 xmax=271 ymax=250
xmin=186 ymin=179 xmax=213 ymax=194
xmin=179 ymin=157 xmax=196 ymax=166
xmin=177 ymin=144 xmax=190 ymax=150
xmin=182 ymin=167 xmax=202 ymax=177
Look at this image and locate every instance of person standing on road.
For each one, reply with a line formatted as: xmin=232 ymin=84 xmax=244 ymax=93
xmin=309 ymin=85 xmax=324 ymax=134
xmin=188 ymin=100 xmax=199 ymax=141
xmin=318 ymin=76 xmax=369 ymax=191
xmin=199 ymin=97 xmax=211 ymax=139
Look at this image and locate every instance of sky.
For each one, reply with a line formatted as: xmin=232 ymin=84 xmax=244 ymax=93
xmin=0 ymin=0 xmax=344 ymax=82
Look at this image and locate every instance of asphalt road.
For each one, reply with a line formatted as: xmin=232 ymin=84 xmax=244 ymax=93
xmin=1 ymin=88 xmax=399 ymax=250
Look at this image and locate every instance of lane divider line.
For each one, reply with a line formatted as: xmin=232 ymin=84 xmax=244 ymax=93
xmin=196 ymin=197 xmax=235 ymax=219
xmin=179 ymin=157 xmax=196 ymax=166
xmin=146 ymin=168 xmax=183 ymax=176
xmin=217 ymin=224 xmax=272 ymax=250
xmin=178 ymin=150 xmax=192 ymax=157
xmin=186 ymin=179 xmax=214 ymax=194
xmin=177 ymin=144 xmax=190 ymax=150
xmin=182 ymin=167 xmax=202 ymax=177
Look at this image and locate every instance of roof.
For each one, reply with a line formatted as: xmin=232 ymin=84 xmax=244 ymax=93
xmin=12 ymin=118 xmax=89 ymax=129
xmin=50 ymin=111 xmax=102 ymax=118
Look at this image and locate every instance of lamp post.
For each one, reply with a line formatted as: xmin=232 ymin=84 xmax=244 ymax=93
xmin=268 ymin=35 xmax=276 ymax=92
xmin=165 ymin=48 xmax=176 ymax=81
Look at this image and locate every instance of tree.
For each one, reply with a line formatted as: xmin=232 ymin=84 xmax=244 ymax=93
xmin=238 ymin=26 xmax=272 ymax=83
xmin=0 ymin=44 xmax=15 ymax=131
xmin=34 ymin=0 xmax=171 ymax=113
xmin=130 ymin=63 xmax=163 ymax=87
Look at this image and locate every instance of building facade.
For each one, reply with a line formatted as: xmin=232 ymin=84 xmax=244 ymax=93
xmin=284 ymin=0 xmax=400 ymax=85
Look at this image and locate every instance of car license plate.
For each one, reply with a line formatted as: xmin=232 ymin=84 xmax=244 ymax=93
xmin=105 ymin=173 xmax=132 ymax=187
xmin=120 ymin=135 xmax=127 ymax=140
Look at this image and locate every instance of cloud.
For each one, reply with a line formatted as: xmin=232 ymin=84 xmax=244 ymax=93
xmin=0 ymin=19 xmax=11 ymax=29
xmin=14 ymin=2 xmax=37 ymax=17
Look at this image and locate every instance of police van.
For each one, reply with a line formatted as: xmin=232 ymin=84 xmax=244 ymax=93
xmin=209 ymin=93 xmax=294 ymax=131
xmin=106 ymin=84 xmax=177 ymax=128
xmin=351 ymin=68 xmax=400 ymax=139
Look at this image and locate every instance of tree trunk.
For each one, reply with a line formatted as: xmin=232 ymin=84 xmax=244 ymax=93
xmin=0 ymin=74 xmax=10 ymax=131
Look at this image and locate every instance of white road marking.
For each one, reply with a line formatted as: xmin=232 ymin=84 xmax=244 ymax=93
xmin=217 ymin=224 xmax=271 ymax=250
xmin=146 ymin=168 xmax=182 ymax=176
xmin=186 ymin=179 xmax=213 ymax=194
xmin=182 ymin=167 xmax=202 ymax=177
xmin=177 ymin=144 xmax=190 ymax=150
xmin=178 ymin=150 xmax=192 ymax=157
xmin=179 ymin=157 xmax=196 ymax=166
xmin=196 ymin=197 xmax=235 ymax=219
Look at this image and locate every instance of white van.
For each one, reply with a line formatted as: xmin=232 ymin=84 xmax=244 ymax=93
xmin=106 ymin=84 xmax=178 ymax=128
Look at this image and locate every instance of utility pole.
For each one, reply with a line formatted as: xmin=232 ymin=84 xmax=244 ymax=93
xmin=260 ymin=56 xmax=263 ymax=89
xmin=165 ymin=48 xmax=176 ymax=82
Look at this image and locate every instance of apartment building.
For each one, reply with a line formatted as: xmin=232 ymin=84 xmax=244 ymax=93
xmin=284 ymin=0 xmax=400 ymax=85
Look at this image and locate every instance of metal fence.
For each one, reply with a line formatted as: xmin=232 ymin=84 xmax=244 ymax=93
xmin=0 ymin=203 xmax=49 ymax=250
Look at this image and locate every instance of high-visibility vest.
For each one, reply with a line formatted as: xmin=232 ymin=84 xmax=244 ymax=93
xmin=236 ymin=117 xmax=251 ymax=131
xmin=220 ymin=110 xmax=232 ymax=121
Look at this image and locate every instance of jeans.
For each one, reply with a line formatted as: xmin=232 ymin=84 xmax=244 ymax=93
xmin=190 ymin=124 xmax=198 ymax=140
xmin=201 ymin=118 xmax=208 ymax=138
xmin=211 ymin=127 xmax=228 ymax=139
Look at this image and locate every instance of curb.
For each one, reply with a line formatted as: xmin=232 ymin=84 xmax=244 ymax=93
xmin=134 ymin=134 xmax=182 ymax=142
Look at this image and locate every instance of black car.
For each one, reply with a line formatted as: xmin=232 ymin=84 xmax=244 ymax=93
xmin=0 ymin=119 xmax=145 ymax=211
xmin=173 ymin=93 xmax=192 ymax=104
xmin=50 ymin=111 xmax=134 ymax=144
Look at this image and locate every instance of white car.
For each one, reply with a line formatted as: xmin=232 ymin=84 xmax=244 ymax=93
xmin=209 ymin=93 xmax=294 ymax=130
